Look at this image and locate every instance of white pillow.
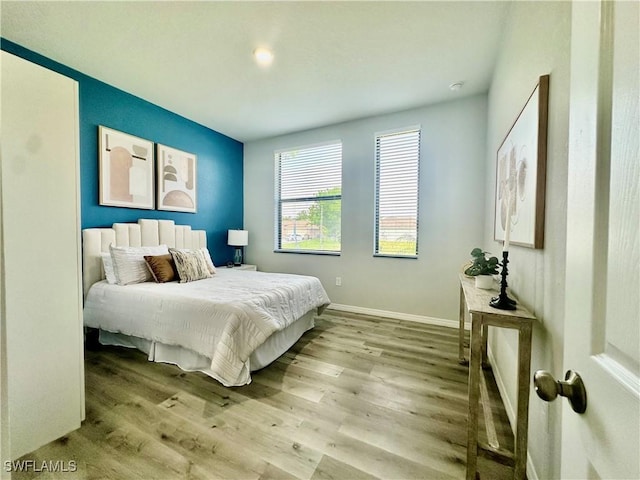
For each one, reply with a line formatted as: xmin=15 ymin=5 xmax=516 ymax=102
xmin=109 ymin=244 xmax=169 ymax=285
xmin=200 ymin=247 xmax=217 ymax=274
xmin=101 ymin=253 xmax=117 ymax=284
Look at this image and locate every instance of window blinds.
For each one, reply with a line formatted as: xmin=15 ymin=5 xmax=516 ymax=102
xmin=374 ymin=128 xmax=421 ymax=257
xmin=275 ymin=141 xmax=342 ymax=253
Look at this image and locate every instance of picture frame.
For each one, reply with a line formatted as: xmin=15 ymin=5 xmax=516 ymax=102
xmin=493 ymin=74 xmax=549 ymax=249
xmin=99 ymin=126 xmax=154 ymax=209
xmin=156 ymin=144 xmax=197 ymax=213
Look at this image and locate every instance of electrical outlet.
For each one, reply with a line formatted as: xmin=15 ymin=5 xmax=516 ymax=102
xmin=335 ymin=276 xmax=342 ymax=286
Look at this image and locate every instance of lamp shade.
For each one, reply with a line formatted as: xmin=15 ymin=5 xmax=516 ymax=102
xmin=228 ymin=229 xmax=248 ymax=246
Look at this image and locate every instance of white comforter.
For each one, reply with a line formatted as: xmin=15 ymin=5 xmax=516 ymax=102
xmin=83 ymin=269 xmax=330 ymax=386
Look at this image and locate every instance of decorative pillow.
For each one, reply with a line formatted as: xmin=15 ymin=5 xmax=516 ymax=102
xmin=169 ymin=248 xmax=212 ymax=283
xmin=109 ymin=244 xmax=169 ymax=285
xmin=170 ymin=247 xmax=217 ymax=274
xmin=101 ymin=253 xmax=117 ymax=284
xmin=200 ymin=247 xmax=217 ymax=274
xmin=144 ymin=254 xmax=178 ymax=283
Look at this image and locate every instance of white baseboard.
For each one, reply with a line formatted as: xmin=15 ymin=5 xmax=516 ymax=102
xmin=327 ymin=303 xmax=459 ymax=330
xmin=486 ymin=347 xmax=539 ymax=480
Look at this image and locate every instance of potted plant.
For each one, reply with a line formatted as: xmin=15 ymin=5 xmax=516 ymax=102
xmin=464 ymin=247 xmax=500 ymax=289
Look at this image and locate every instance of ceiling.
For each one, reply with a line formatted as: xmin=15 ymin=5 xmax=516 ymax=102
xmin=1 ymin=1 xmax=510 ymax=142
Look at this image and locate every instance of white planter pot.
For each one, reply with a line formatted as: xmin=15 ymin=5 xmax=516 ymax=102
xmin=475 ymin=275 xmax=494 ymax=289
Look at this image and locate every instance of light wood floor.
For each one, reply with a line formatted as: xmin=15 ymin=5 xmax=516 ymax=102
xmin=15 ymin=309 xmax=516 ymax=479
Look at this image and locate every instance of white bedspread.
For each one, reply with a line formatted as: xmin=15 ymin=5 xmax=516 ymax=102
xmin=83 ymin=269 xmax=330 ymax=386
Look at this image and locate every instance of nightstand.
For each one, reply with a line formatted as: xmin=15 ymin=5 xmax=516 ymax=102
xmin=233 ymin=264 xmax=257 ymax=271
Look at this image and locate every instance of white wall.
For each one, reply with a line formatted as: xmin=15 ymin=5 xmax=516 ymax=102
xmin=244 ymin=94 xmax=487 ymax=321
xmin=0 ymin=113 xmax=9 ymax=479
xmin=484 ymin=2 xmax=571 ymax=479
xmin=2 ymin=52 xmax=84 ymax=460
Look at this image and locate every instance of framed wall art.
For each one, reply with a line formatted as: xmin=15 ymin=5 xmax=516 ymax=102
xmin=156 ymin=144 xmax=197 ymax=213
xmin=494 ymin=74 xmax=549 ymax=249
xmin=99 ymin=126 xmax=154 ymax=209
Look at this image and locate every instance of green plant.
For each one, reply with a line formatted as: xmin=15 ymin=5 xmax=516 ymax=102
xmin=464 ymin=248 xmax=500 ymax=276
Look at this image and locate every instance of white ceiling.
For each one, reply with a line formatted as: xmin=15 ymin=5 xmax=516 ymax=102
xmin=1 ymin=1 xmax=509 ymax=142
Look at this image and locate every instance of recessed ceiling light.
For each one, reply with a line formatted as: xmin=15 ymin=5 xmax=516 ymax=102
xmin=449 ymin=81 xmax=464 ymax=92
xmin=253 ymin=47 xmax=274 ymax=67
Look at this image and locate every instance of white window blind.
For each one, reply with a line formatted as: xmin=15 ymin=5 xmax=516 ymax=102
xmin=374 ymin=127 xmax=421 ymax=257
xmin=275 ymin=141 xmax=342 ymax=253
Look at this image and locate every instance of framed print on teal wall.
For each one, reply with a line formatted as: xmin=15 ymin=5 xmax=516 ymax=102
xmin=156 ymin=143 xmax=197 ymax=213
xmin=99 ymin=126 xmax=155 ymax=210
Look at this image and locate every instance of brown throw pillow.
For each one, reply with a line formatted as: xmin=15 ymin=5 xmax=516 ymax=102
xmin=144 ymin=254 xmax=178 ymax=283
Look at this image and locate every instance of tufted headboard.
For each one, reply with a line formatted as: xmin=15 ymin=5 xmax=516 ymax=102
xmin=82 ymin=218 xmax=207 ymax=297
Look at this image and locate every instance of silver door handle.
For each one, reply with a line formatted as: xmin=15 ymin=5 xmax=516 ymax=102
xmin=533 ymin=369 xmax=587 ymax=414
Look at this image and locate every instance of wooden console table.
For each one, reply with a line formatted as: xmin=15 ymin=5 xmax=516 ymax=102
xmin=458 ymin=274 xmax=535 ymax=480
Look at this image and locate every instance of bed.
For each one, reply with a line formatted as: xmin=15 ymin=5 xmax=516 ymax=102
xmin=82 ymin=219 xmax=330 ymax=387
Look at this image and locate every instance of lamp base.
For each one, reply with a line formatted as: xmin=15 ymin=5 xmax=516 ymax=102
xmin=233 ymin=247 xmax=243 ymax=266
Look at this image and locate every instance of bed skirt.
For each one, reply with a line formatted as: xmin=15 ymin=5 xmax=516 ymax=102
xmin=96 ymin=310 xmax=315 ymax=379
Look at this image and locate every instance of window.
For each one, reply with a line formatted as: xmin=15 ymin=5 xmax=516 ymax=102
xmin=275 ymin=141 xmax=342 ymax=253
xmin=374 ymin=127 xmax=421 ymax=257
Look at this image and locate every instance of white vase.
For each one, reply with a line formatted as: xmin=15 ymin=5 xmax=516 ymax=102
xmin=475 ymin=275 xmax=494 ymax=289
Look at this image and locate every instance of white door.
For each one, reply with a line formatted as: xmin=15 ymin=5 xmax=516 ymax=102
xmin=562 ymin=1 xmax=639 ymax=478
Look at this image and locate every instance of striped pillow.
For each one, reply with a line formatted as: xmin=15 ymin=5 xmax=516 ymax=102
xmin=101 ymin=253 xmax=117 ymax=284
xmin=199 ymin=247 xmax=217 ymax=274
xmin=109 ymin=244 xmax=169 ymax=285
xmin=170 ymin=248 xmax=212 ymax=283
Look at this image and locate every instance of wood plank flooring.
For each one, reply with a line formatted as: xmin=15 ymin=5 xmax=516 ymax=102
xmin=13 ymin=309 xmax=515 ymax=479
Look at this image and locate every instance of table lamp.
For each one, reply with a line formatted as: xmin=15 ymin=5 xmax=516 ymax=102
xmin=228 ymin=229 xmax=248 ymax=266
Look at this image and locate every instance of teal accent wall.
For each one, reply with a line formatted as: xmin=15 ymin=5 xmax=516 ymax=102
xmin=1 ymin=39 xmax=243 ymax=265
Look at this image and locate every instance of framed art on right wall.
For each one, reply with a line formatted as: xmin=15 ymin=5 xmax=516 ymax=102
xmin=494 ymin=74 xmax=549 ymax=249
xmin=156 ymin=143 xmax=197 ymax=213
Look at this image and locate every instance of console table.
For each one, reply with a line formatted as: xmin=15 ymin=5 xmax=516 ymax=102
xmin=458 ymin=274 xmax=535 ymax=480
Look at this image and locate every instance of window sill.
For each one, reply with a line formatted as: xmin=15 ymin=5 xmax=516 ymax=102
xmin=274 ymin=249 xmax=341 ymax=256
xmin=373 ymin=253 xmax=418 ymax=259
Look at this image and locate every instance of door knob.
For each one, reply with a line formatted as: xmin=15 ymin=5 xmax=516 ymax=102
xmin=533 ymin=369 xmax=587 ymax=414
